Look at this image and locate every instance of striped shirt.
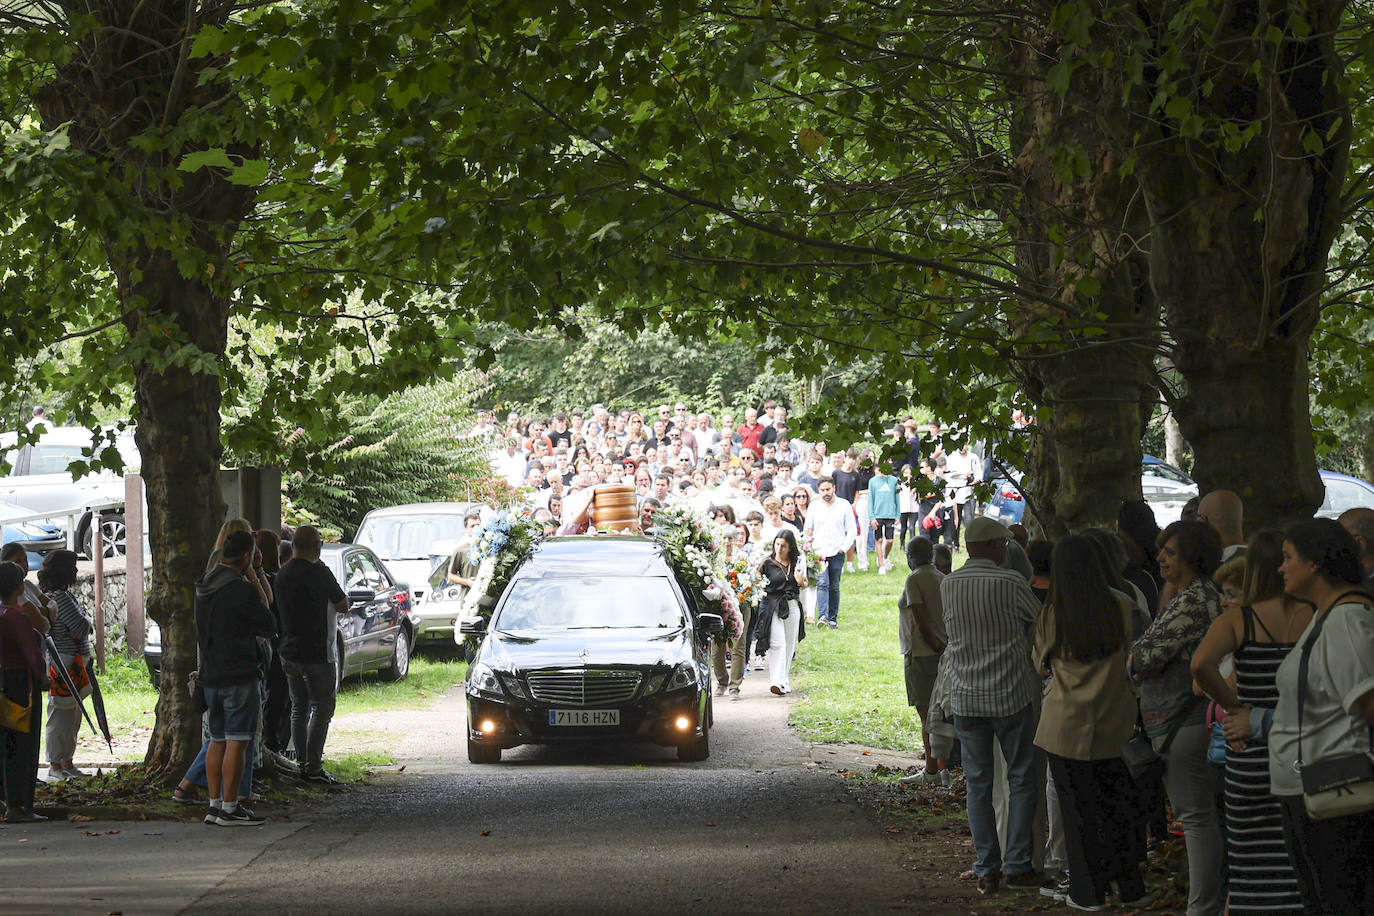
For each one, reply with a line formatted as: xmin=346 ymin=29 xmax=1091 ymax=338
xmin=44 ymin=588 xmax=92 ymax=658
xmin=939 ymin=557 xmax=1041 ymax=717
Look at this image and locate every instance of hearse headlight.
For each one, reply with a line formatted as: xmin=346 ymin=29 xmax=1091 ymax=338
xmin=666 ymin=661 xmax=697 ymax=691
xmin=469 ymin=663 xmax=502 ymax=696
xmin=499 ymin=674 xmax=530 ymax=700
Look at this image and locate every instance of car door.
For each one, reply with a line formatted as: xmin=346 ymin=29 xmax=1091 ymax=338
xmin=345 ymin=549 xmax=396 ymax=667
xmin=334 ymin=552 xmax=372 ymax=675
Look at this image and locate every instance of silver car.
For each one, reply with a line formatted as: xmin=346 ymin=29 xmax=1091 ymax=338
xmin=353 ymin=502 xmax=487 ymax=646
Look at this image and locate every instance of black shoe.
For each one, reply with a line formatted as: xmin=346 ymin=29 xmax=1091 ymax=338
xmin=302 ymin=769 xmax=340 ymax=785
xmin=203 ymin=806 xmax=222 ymax=825
xmin=977 ymin=874 xmax=1000 ymax=895
xmin=1040 ymin=875 xmax=1069 ymax=900
xmin=214 ymin=806 xmax=266 ymax=826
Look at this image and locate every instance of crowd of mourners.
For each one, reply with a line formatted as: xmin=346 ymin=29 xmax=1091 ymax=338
xmin=480 ymin=401 xmax=1374 ymax=914
xmin=0 ymin=518 xmax=351 ymax=827
xmin=903 ymin=490 xmax=1374 ymax=915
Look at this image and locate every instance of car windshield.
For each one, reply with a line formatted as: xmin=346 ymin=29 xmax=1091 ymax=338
xmin=356 ymin=514 xmax=468 ymax=560
xmin=495 ymin=576 xmax=685 ymax=631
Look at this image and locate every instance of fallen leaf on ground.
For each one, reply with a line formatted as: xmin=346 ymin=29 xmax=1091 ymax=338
xmin=480 ymin=830 xmax=490 ymax=836
xmin=68 ymin=814 xmax=95 ymax=822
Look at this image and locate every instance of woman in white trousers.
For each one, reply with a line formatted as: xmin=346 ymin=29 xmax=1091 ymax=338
xmin=756 ymin=530 xmax=806 ymax=695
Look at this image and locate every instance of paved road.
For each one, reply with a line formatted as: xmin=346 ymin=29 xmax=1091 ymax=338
xmin=2 ymin=686 xmax=921 ymax=915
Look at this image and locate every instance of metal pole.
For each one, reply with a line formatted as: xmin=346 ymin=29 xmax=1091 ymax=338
xmin=125 ymin=474 xmax=145 ymax=655
xmin=93 ymin=516 xmax=105 ymax=674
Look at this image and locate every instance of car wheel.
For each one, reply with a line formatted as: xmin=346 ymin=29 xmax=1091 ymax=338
xmin=467 ymin=738 xmax=501 ymax=764
xmin=677 ymin=720 xmax=710 ymax=762
xmin=82 ymin=512 xmax=127 ymax=559
xmin=380 ymin=629 xmax=410 ymax=681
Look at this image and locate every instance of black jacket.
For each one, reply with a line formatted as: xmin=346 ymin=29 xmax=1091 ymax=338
xmin=195 ymin=564 xmax=276 ymax=688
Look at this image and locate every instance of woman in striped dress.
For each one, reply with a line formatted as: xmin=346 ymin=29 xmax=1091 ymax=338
xmin=1192 ymin=530 xmax=1311 ymax=914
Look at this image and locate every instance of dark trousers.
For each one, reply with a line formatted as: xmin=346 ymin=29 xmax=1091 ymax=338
xmin=1278 ymin=795 xmax=1374 ymax=914
xmin=283 ymin=659 xmax=337 ymax=772
xmin=899 ymin=512 xmax=920 ymax=548
xmin=2 ymin=674 xmax=41 ymax=812
xmin=262 ymin=655 xmax=291 ymax=753
xmin=1047 ymin=754 xmax=1147 ymax=907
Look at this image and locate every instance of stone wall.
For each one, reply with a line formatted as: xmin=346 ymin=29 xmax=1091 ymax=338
xmin=65 ymin=557 xmax=150 ymax=656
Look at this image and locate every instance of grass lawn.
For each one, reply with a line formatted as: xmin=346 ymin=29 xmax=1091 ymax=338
xmin=334 ymin=646 xmax=467 ymax=716
xmin=791 ymin=553 xmax=952 ymax=751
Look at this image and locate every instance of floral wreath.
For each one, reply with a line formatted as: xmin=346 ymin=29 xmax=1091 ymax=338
xmin=651 ymin=504 xmax=744 ymax=642
xmin=457 ymin=507 xmax=544 ymax=648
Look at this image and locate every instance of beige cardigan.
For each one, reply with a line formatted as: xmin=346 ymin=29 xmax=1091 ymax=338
xmin=1033 ymin=594 xmax=1140 ymax=761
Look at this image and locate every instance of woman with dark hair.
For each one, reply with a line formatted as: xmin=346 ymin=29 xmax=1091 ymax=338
xmin=1117 ymin=499 xmax=1162 ymax=610
xmin=1 ymin=561 xmax=48 ymax=822
xmin=788 ymin=487 xmax=811 ymax=526
xmin=1130 ymin=519 xmax=1224 ymax=916
xmin=39 ymin=549 xmax=91 ymax=782
xmin=1253 ymin=518 xmax=1374 ymax=913
xmin=1191 ymin=529 xmax=1310 ymax=915
xmin=754 ymin=529 xmax=807 ymax=696
xmin=1035 ymin=536 xmax=1149 ymax=911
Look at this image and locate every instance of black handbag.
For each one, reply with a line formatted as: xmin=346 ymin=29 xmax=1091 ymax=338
xmin=1121 ymin=695 xmax=1201 ymax=781
xmin=1296 ymin=590 xmax=1374 ymax=820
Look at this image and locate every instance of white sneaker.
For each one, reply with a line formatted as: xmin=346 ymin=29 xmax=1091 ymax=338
xmin=45 ymin=767 xmax=67 ymax=783
xmin=877 ymin=566 xmax=888 ymax=575
xmin=857 ymin=562 xmax=870 ymax=571
xmin=63 ymin=766 xmax=89 ymax=779
xmin=845 ymin=562 xmax=856 ymax=573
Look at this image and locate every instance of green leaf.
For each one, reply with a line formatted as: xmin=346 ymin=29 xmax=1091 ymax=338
xmin=228 ymin=159 xmax=270 ymax=186
xmin=177 ymin=149 xmax=233 ymax=172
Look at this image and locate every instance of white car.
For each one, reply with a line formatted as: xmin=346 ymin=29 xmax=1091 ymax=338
xmin=353 ymin=501 xmax=488 ymax=646
xmin=0 ymin=425 xmax=142 ymax=558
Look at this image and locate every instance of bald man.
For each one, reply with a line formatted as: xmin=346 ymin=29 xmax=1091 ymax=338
xmin=1339 ymin=507 xmax=1374 ymax=593
xmin=1198 ymin=489 xmax=1245 ymax=561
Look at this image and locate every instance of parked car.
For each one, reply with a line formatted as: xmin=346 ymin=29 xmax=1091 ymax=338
xmin=0 ymin=425 xmax=140 ymax=559
xmin=0 ymin=501 xmax=66 ymax=569
xmin=461 ymin=536 xmax=720 ymax=764
xmin=1316 ymin=470 xmax=1374 ymax=518
xmin=143 ymin=542 xmax=413 ymax=688
xmin=353 ymin=501 xmax=487 ymax=647
xmin=985 ymin=456 xmax=1198 ymax=527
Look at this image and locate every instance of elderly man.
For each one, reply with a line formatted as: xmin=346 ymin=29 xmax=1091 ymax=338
xmin=940 ymin=516 xmax=1042 ymax=895
xmin=1339 ymin=507 xmax=1374 ymax=593
xmin=1197 ymin=489 xmax=1245 ymax=562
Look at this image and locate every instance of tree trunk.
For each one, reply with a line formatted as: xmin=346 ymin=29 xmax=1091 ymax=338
xmin=1136 ymin=1 xmax=1348 ymax=526
xmin=129 ymin=258 xmax=232 ymax=776
xmin=1004 ymin=14 xmax=1159 ymax=537
xmin=1164 ymin=408 xmax=1184 ymax=469
xmin=33 ymin=1 xmax=257 ymax=779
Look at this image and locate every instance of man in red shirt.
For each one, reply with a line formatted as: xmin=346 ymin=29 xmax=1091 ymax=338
xmin=736 ymin=407 xmax=765 ymax=459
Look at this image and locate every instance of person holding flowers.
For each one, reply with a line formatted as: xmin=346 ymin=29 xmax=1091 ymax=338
xmin=755 ymin=529 xmax=807 ymax=695
xmin=713 ymin=545 xmax=762 ymax=700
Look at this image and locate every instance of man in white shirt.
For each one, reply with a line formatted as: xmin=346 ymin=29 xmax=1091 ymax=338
xmin=945 ymin=443 xmax=982 ymax=540
xmin=490 ymin=437 xmax=526 ymax=489
xmin=803 ymin=477 xmax=857 ymax=628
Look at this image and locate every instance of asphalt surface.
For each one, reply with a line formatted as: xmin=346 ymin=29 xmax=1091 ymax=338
xmin=2 ymin=682 xmax=921 ymax=915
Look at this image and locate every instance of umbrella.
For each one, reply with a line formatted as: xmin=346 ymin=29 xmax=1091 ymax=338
xmin=42 ymin=635 xmax=111 ymax=754
xmin=82 ymin=658 xmax=115 ymax=755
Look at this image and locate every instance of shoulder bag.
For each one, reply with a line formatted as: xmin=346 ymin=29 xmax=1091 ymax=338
xmin=0 ymin=675 xmax=33 ymax=732
xmin=1297 ymin=590 xmax=1374 ymax=820
xmin=1122 ymin=695 xmax=1202 ymax=781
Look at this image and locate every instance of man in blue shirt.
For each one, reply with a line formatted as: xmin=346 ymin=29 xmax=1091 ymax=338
xmin=868 ymin=460 xmax=901 ymax=574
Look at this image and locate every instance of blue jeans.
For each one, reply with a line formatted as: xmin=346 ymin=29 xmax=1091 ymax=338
xmin=955 ymin=704 xmax=1039 ymax=877
xmin=815 ymin=554 xmax=846 ymax=623
xmin=184 ymin=734 xmax=254 ymax=800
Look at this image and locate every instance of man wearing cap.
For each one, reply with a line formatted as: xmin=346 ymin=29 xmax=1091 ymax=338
xmin=939 ymin=515 xmax=1043 ymax=895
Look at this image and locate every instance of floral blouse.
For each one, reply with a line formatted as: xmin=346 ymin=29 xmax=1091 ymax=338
xmin=1131 ymin=578 xmax=1221 ymax=738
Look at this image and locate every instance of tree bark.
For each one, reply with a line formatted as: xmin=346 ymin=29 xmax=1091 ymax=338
xmin=1003 ymin=12 xmax=1159 ymax=537
xmin=33 ymin=1 xmax=257 ymax=778
xmin=1135 ymin=1 xmax=1349 ymax=526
